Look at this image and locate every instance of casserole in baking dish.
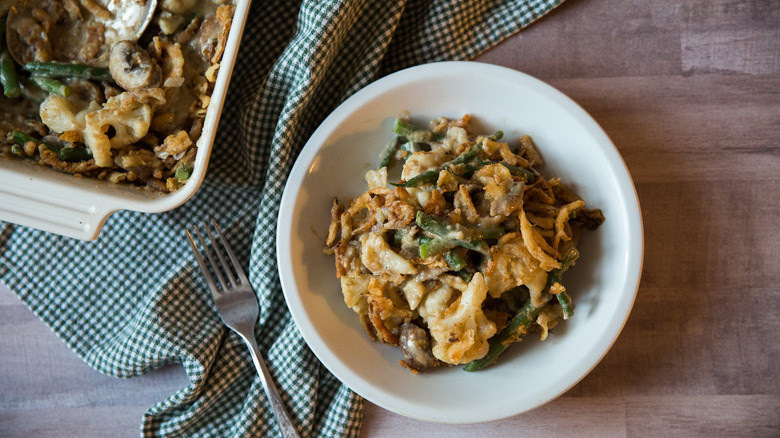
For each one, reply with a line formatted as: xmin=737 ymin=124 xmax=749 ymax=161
xmin=0 ymin=0 xmax=251 ymax=240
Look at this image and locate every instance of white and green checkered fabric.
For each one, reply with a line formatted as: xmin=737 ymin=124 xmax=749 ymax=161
xmin=0 ymin=0 xmax=564 ymax=436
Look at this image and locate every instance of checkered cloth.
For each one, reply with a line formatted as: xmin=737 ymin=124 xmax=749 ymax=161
xmin=0 ymin=0 xmax=563 ymax=436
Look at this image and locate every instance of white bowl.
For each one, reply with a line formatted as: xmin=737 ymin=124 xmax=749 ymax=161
xmin=277 ymin=61 xmax=643 ymax=424
xmin=0 ymin=1 xmax=253 ymax=240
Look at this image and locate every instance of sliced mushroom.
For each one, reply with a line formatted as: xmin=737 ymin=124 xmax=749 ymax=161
xmin=108 ymin=41 xmax=162 ymax=91
xmin=399 ymin=322 xmax=440 ymax=372
xmin=197 ymin=14 xmax=221 ymax=63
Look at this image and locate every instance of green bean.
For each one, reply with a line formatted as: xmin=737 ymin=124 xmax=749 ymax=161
xmin=552 ymin=250 xmax=578 ymax=319
xmin=503 ymin=163 xmax=535 ymax=182
xmin=419 ymin=237 xmax=455 ymax=259
xmin=393 ymin=119 xmax=417 ymax=136
xmin=445 ymin=248 xmax=467 ymax=272
xmin=392 ymin=143 xmax=481 ymax=188
xmin=450 ymin=132 xmax=500 ymax=178
xmin=389 ymin=130 xmax=504 ymax=187
xmin=416 ymin=212 xmax=461 ymax=241
xmin=23 ymin=62 xmax=114 ymax=83
xmin=416 ymin=211 xmax=491 ymax=257
xmin=449 ymin=143 xmax=482 ymax=165
xmin=453 ymin=237 xmax=490 ymax=258
xmin=393 ymin=119 xmax=434 ymax=143
xmin=394 ymin=228 xmax=425 ymax=250
xmin=419 ymin=228 xmax=498 ymax=260
xmin=30 ymin=76 xmax=71 ymax=97
xmin=459 ymin=156 xmax=534 ymax=183
xmin=556 ymin=290 xmax=574 ymax=320
xmin=464 ymin=298 xmax=542 ymax=372
xmin=15 ymin=131 xmax=62 ymax=159
xmin=378 ymin=135 xmax=401 ymax=169
xmin=457 ymin=270 xmax=473 ymax=283
xmin=1 ymin=51 xmax=20 ymax=98
xmin=401 ymin=141 xmax=420 ymax=155
xmin=175 ymin=163 xmax=193 ymax=181
xmin=474 ymin=158 xmax=536 ymax=183
xmin=0 ymin=20 xmax=20 ymax=99
xmin=488 ymin=130 xmax=504 ymax=141
xmin=41 ymin=143 xmax=69 ymax=160
xmin=12 ymin=131 xmax=40 ymax=146
xmin=549 ymin=254 xmax=574 ymax=284
xmin=391 ymin=169 xmax=439 ymax=188
xmin=12 ymin=130 xmax=91 ymax=162
xmin=474 ymin=226 xmax=504 ymax=240
xmin=464 ymin=250 xmax=578 ymax=372
xmin=58 ymin=146 xmax=92 ymax=162
xmin=397 ymin=140 xmax=429 ymax=163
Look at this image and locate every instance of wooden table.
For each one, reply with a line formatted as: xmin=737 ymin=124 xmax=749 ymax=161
xmin=2 ymin=0 xmax=779 ymax=436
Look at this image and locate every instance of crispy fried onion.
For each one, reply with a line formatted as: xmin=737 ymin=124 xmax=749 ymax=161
xmin=338 ymin=188 xmax=415 ymax=241
xmin=453 ymin=184 xmax=479 ymax=223
xmin=203 ymin=5 xmax=235 ymax=82
xmin=334 ymin=240 xmax=361 ymax=278
xmin=518 ymin=135 xmax=542 ymax=166
xmin=472 ymin=164 xmax=525 ymax=217
xmin=553 ymin=200 xmax=585 ymax=252
xmin=423 ymin=189 xmax=447 ymax=215
xmin=535 ymin=305 xmax=562 ymax=341
xmin=148 ymin=37 xmax=185 ymax=88
xmin=154 ymin=130 xmax=192 ymax=159
xmin=326 ymin=197 xmax=342 ymax=247
xmin=213 ymin=5 xmax=234 ymax=63
xmin=480 ymin=138 xmax=529 ymax=168
xmin=519 ymin=209 xmax=560 ymax=271
xmin=366 ymin=278 xmax=413 ymax=346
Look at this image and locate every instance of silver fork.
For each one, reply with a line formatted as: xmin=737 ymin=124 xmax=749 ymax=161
xmin=186 ymin=220 xmax=301 ymax=438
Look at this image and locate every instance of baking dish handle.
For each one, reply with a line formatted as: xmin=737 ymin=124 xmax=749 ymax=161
xmin=0 ymin=185 xmax=113 ymax=241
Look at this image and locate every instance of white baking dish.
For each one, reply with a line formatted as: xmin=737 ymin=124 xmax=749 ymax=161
xmin=0 ymin=0 xmax=251 ymax=240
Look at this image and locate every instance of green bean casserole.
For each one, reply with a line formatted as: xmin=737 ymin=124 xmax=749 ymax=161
xmin=0 ymin=0 xmax=234 ymax=192
xmin=325 ymin=115 xmax=605 ymax=373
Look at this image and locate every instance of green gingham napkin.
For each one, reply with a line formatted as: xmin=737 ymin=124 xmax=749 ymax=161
xmin=0 ymin=0 xmax=564 ymax=436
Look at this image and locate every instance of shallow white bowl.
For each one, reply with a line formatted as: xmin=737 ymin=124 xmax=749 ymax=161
xmin=277 ymin=61 xmax=643 ymax=424
xmin=0 ymin=1 xmax=252 ymax=240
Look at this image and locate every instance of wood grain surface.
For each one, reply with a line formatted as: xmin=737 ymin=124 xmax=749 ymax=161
xmin=2 ymin=0 xmax=779 ymax=436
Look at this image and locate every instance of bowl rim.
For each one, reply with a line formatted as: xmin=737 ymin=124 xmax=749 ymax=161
xmin=277 ymin=60 xmax=643 ymax=423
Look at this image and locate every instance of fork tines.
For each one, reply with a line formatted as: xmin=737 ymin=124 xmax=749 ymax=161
xmin=186 ymin=219 xmax=247 ymax=295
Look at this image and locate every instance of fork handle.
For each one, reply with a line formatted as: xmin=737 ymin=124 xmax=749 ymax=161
xmin=242 ymin=335 xmax=302 ymax=438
